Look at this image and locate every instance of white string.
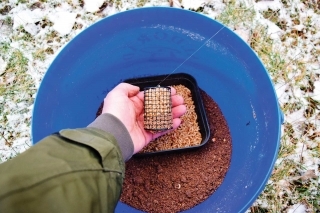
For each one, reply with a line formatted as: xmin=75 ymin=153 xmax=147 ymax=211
xmin=157 ymin=25 xmax=226 ymax=86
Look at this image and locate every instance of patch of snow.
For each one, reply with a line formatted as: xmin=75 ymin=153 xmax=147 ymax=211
xmin=287 ymin=204 xmax=306 ymax=213
xmin=275 ymin=83 xmax=289 ymax=102
xmin=285 ymin=109 xmax=304 ymax=124
xmin=181 ymin=0 xmax=206 ymax=10
xmin=57 ymin=2 xmax=74 ymax=12
xmin=0 ymin=22 xmax=12 ymax=42
xmin=278 ymin=179 xmax=290 ymax=188
xmin=48 ymin=12 xmax=77 ymax=35
xmin=9 ymin=0 xmax=19 ymax=4
xmin=234 ymin=28 xmax=250 ymax=43
xmin=255 ymin=0 xmax=283 ymax=12
xmin=203 ymin=0 xmax=225 ymax=18
xmin=312 ymin=81 xmax=320 ymax=102
xmin=71 ymin=0 xmax=80 ymax=7
xmin=292 ymin=24 xmax=304 ymax=31
xmin=253 ymin=198 xmax=269 ymax=209
xmin=24 ymin=23 xmax=40 ymax=36
xmin=143 ymin=0 xmax=170 ymax=7
xmin=170 ymin=0 xmax=181 ymax=8
xmin=0 ymin=57 xmax=7 ymax=75
xmin=259 ymin=18 xmax=283 ymax=40
xmin=13 ymin=9 xmax=43 ymax=30
xmin=83 ymin=0 xmax=105 ymax=13
xmin=102 ymin=5 xmax=118 ymax=17
xmin=277 ymin=179 xmax=292 ymax=198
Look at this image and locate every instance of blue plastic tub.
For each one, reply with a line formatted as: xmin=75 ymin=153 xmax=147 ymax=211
xmin=32 ymin=7 xmax=283 ymax=213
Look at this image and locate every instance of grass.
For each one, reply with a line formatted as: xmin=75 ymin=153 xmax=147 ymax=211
xmin=0 ymin=5 xmax=37 ymax=158
xmin=0 ymin=0 xmax=319 ymax=212
xmin=0 ymin=46 xmax=34 ymax=153
xmin=249 ymin=25 xmax=287 ymax=83
xmin=32 ymin=47 xmax=54 ymax=61
xmin=215 ymin=1 xmax=256 ymax=29
xmin=0 ymin=49 xmax=30 ymax=97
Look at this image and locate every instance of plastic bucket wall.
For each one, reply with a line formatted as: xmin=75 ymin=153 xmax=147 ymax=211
xmin=32 ymin=7 xmax=282 ymax=213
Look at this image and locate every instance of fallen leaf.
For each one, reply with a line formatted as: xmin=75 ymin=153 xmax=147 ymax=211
xmin=300 ymin=170 xmax=317 ymax=181
xmin=292 ymin=170 xmax=317 ymax=182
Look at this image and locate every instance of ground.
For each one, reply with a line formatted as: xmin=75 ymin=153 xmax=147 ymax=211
xmin=0 ymin=0 xmax=319 ymax=212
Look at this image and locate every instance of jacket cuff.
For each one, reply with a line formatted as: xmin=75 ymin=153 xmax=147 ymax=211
xmin=88 ymin=113 xmax=134 ymax=162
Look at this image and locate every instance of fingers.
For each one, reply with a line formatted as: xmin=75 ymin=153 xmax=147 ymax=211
xmin=172 ymin=117 xmax=183 ymax=129
xmin=151 ymin=118 xmax=182 ymax=140
xmin=130 ymin=95 xmax=144 ymax=116
xmin=171 ymin=94 xmax=184 ymax=107
xmin=170 ymin=87 xmax=177 ymax=96
xmin=112 ymin=83 xmax=140 ymax=97
xmin=136 ymin=91 xmax=144 ymax=102
xmin=172 ymin=105 xmax=187 ymax=118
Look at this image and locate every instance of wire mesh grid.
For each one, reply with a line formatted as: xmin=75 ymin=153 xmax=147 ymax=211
xmin=144 ymin=86 xmax=173 ymax=132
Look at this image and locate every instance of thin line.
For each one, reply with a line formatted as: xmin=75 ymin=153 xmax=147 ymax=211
xmin=157 ymin=25 xmax=226 ymax=86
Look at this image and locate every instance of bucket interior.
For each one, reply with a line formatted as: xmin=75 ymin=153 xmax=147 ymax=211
xmin=32 ymin=7 xmax=281 ymax=212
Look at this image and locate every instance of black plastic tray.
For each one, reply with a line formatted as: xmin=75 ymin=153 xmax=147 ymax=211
xmin=125 ymin=73 xmax=210 ymax=155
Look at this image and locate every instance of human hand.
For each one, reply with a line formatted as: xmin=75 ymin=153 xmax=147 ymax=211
xmin=102 ymin=83 xmax=186 ymax=154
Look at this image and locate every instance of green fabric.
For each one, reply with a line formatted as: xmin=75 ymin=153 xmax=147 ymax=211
xmin=0 ymin=127 xmax=125 ymax=213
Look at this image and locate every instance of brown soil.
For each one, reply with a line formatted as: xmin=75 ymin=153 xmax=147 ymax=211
xmin=119 ymin=90 xmax=232 ymax=213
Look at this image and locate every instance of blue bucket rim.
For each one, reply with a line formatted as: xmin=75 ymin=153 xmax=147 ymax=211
xmin=31 ymin=6 xmax=283 ymax=213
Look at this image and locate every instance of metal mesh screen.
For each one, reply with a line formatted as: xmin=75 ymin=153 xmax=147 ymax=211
xmin=144 ymin=86 xmax=173 ymax=132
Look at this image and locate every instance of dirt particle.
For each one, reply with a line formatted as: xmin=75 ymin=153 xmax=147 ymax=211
xmin=185 ymin=190 xmax=193 ymax=198
xmin=181 ymin=176 xmax=187 ymax=183
xmin=156 ymin=164 xmax=163 ymax=173
xmin=133 ymin=176 xmax=143 ymax=185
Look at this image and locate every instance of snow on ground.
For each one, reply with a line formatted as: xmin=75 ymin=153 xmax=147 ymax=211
xmin=0 ymin=0 xmax=319 ymax=211
xmin=287 ymin=204 xmax=307 ymax=213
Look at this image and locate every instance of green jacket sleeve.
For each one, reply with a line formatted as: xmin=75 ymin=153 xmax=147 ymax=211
xmin=0 ymin=124 xmax=128 ymax=213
